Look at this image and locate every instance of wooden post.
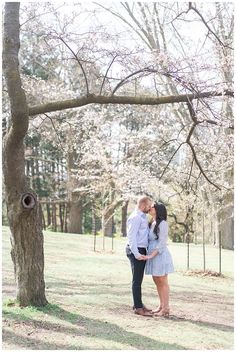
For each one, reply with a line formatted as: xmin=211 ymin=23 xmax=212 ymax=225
xmin=42 ymin=204 xmax=46 ymax=230
xmin=92 ymin=211 xmax=96 ymax=235
xmin=187 ymin=233 xmax=190 ymax=270
xmin=103 ymin=233 xmax=105 ymax=251
xmin=202 ymin=209 xmax=206 ymax=271
xmin=46 ymin=203 xmax=51 ymax=227
xmin=219 ymin=230 xmax=222 ymax=274
xmin=64 ymin=204 xmax=68 ymax=233
xmin=59 ymin=204 xmax=64 ymax=232
xmin=93 ymin=231 xmax=97 ymax=252
xmin=111 ymin=223 xmax=114 ymax=252
xmin=52 ymin=203 xmax=57 ymax=232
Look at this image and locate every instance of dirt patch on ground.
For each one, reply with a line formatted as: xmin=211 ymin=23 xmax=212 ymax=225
xmin=2 ymin=274 xmax=234 ymax=350
xmin=183 ymin=269 xmax=225 ymax=277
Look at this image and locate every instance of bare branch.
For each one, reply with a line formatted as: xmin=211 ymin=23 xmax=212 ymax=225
xmin=159 ymin=142 xmax=185 ymax=180
xmin=111 ymin=67 xmax=155 ymax=95
xmin=185 ymin=102 xmax=221 ymax=190
xmin=43 ymin=113 xmax=63 ymax=149
xmin=187 ymin=141 xmax=221 ymax=190
xmin=58 ymin=36 xmax=89 ymax=96
xmin=99 ymin=54 xmax=118 ymax=95
xmin=94 ymin=2 xmax=152 ymax=49
xmin=186 ymin=101 xmax=198 ymax=123
xmin=169 ymin=213 xmax=188 ymax=232
xmin=187 ymin=157 xmax=194 ymax=184
xmin=188 ymin=2 xmax=233 ymax=50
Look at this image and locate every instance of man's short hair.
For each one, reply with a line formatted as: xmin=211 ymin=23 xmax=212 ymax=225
xmin=137 ymin=195 xmax=152 ymax=206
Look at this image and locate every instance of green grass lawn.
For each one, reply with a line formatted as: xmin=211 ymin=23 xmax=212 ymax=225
xmin=2 ymin=226 xmax=234 ymax=350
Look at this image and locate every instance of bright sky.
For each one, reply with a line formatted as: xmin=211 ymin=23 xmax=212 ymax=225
xmin=3 ymin=0 xmax=234 ymax=91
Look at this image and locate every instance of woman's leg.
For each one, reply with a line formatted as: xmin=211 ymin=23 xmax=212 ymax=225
xmin=162 ymin=275 xmax=169 ymax=309
xmin=155 ymin=275 xmax=170 ymax=315
xmin=152 ymin=276 xmax=163 ymax=312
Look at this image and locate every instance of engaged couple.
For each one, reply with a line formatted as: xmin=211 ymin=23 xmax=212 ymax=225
xmin=126 ymin=196 xmax=174 ymax=317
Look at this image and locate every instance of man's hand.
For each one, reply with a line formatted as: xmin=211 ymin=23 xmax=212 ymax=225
xmin=142 ymin=255 xmax=151 ymax=260
xmin=137 ymin=255 xmax=147 ymax=260
xmin=142 ymin=250 xmax=158 ymax=260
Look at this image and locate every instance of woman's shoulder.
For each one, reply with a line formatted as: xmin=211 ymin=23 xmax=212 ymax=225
xmin=160 ymin=220 xmax=168 ymax=229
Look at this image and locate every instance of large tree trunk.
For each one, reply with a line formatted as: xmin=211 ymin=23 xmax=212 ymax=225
xmin=217 ymin=190 xmax=234 ymax=250
xmin=3 ymin=3 xmax=47 ymax=307
xmin=67 ymin=149 xmax=83 ymax=234
xmin=121 ymin=200 xmax=129 ymax=237
xmin=102 ymin=199 xmax=123 ymax=237
xmin=68 ymin=196 xmax=83 ymax=234
xmin=46 ymin=203 xmax=51 ymax=227
xmin=102 ymin=209 xmax=114 ymax=237
xmin=52 ymin=203 xmax=57 ymax=232
xmin=91 ymin=205 xmax=98 ymax=236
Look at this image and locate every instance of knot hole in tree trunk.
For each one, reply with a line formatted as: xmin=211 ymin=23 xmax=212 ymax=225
xmin=21 ymin=193 xmax=36 ymax=209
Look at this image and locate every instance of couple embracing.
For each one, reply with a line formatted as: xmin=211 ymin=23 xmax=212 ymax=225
xmin=126 ymin=196 xmax=174 ymax=317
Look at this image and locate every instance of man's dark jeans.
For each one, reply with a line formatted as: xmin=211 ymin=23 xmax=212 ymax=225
xmin=126 ymin=245 xmax=147 ymax=309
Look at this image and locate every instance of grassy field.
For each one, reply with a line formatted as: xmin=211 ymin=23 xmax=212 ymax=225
xmin=2 ymin=226 xmax=234 ymax=350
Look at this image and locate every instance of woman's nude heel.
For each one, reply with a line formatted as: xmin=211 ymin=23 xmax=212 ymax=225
xmin=154 ymin=308 xmax=170 ymax=317
xmin=152 ymin=306 xmax=162 ymax=314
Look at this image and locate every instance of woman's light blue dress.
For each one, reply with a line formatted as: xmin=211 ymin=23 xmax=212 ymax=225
xmin=145 ymin=220 xmax=174 ymax=276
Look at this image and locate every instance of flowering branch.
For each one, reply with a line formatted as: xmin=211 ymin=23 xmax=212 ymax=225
xmin=29 ymin=89 xmax=233 ymax=116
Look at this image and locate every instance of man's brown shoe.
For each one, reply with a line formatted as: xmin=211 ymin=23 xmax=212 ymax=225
xmin=134 ymin=308 xmax=153 ymax=317
xmin=143 ymin=304 xmax=152 ymax=312
xmin=133 ymin=305 xmax=152 ymax=312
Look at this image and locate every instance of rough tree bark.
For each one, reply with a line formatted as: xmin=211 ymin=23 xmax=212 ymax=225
xmin=68 ymin=195 xmax=83 ymax=234
xmin=102 ymin=199 xmax=123 ymax=237
xmin=102 ymin=208 xmax=114 ymax=237
xmin=121 ymin=200 xmax=129 ymax=237
xmin=3 ymin=3 xmax=47 ymax=306
xmin=67 ymin=151 xmax=83 ymax=234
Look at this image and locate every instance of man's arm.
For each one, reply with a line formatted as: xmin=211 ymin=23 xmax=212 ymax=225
xmin=127 ymin=215 xmax=144 ymax=259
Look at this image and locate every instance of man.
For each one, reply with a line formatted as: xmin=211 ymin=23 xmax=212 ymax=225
xmin=126 ymin=196 xmax=153 ymax=317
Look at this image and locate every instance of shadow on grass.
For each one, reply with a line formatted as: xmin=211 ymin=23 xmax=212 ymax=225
xmin=3 ymin=304 xmax=185 ymax=350
xmin=165 ymin=314 xmax=234 ymax=332
xmin=45 ymin=278 xmax=131 ymax=297
xmin=43 ymin=279 xmax=234 ymax=330
xmin=169 ymin=288 xmax=234 ymax=304
xmin=46 ymin=287 xmax=131 ymax=298
xmin=2 ymin=328 xmax=79 ymax=350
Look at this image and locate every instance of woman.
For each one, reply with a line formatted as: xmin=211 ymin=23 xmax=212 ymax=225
xmin=144 ymin=202 xmax=174 ymax=317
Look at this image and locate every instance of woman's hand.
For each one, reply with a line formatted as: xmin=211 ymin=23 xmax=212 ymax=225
xmin=145 ymin=249 xmax=158 ymax=260
xmin=145 ymin=255 xmax=152 ymax=260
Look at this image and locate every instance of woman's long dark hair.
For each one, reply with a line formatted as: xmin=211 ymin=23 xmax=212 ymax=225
xmin=149 ymin=202 xmax=167 ymax=239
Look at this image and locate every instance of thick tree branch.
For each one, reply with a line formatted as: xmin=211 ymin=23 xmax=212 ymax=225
xmin=3 ymin=3 xmax=29 ymax=139
xmin=3 ymin=3 xmax=29 ymax=189
xmin=29 ymin=89 xmax=233 ymax=116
